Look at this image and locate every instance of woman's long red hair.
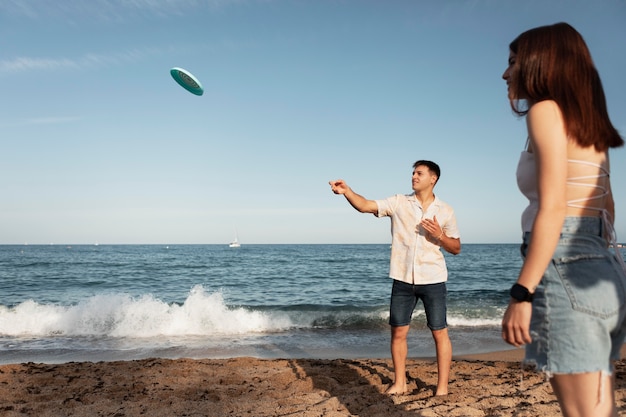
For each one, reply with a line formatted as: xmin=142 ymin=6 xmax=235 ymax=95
xmin=509 ymin=22 xmax=623 ymax=151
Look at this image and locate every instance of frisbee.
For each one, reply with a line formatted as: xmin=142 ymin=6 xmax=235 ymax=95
xmin=170 ymin=67 xmax=204 ymax=96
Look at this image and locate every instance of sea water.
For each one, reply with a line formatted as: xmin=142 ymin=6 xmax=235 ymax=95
xmin=1 ymin=244 xmax=623 ymax=364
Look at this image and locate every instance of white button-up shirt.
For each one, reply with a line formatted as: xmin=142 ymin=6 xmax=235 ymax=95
xmin=375 ymin=193 xmax=460 ymax=285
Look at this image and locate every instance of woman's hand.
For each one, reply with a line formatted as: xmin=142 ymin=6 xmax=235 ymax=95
xmin=502 ymin=300 xmax=533 ymax=347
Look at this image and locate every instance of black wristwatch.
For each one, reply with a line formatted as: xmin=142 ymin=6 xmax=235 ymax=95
xmin=510 ymin=283 xmax=534 ymax=302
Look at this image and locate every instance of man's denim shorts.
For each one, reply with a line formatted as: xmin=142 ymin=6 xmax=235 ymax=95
xmin=523 ymin=216 xmax=626 ymax=375
xmin=389 ymin=280 xmax=447 ymax=330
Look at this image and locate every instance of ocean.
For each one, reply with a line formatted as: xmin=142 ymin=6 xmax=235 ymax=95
xmin=2 ymin=244 xmax=624 ymax=365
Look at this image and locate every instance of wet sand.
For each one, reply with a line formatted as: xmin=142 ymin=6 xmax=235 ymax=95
xmin=2 ymin=349 xmax=626 ymax=416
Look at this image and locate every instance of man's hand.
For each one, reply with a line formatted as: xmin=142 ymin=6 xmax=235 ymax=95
xmin=420 ymin=215 xmax=443 ymax=239
xmin=329 ymin=180 xmax=349 ymax=195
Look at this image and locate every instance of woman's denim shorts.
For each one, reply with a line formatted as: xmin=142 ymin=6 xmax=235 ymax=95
xmin=522 ymin=217 xmax=626 ymax=375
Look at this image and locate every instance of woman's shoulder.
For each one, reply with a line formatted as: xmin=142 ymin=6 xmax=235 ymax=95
xmin=527 ymin=99 xmax=562 ymax=119
xmin=526 ymin=100 xmax=567 ymax=147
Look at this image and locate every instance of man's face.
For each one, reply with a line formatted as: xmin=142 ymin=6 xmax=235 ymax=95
xmin=412 ymin=165 xmax=437 ymax=192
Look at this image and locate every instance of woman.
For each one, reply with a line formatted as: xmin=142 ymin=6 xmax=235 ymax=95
xmin=501 ymin=22 xmax=626 ymax=417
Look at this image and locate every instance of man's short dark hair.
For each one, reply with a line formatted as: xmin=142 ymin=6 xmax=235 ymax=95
xmin=413 ymin=160 xmax=440 ymax=183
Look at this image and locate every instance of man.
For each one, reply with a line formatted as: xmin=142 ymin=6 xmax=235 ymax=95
xmin=329 ymin=160 xmax=461 ymax=396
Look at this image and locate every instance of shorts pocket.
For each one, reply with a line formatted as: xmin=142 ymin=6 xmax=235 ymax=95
xmin=553 ymin=253 xmax=625 ymax=319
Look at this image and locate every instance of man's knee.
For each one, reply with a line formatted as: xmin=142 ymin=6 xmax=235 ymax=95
xmin=390 ymin=325 xmax=410 ymax=340
xmin=431 ymin=328 xmax=449 ymax=342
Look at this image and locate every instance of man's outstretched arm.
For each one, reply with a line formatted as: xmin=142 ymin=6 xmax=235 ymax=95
xmin=329 ymin=179 xmax=378 ymax=214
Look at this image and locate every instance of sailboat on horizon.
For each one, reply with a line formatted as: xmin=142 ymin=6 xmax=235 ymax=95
xmin=229 ymin=231 xmax=241 ymax=248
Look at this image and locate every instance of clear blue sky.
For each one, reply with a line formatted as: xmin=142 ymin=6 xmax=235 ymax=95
xmin=1 ymin=0 xmax=625 ymax=245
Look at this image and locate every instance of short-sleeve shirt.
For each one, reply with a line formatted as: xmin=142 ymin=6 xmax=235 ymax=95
xmin=375 ymin=193 xmax=460 ymax=285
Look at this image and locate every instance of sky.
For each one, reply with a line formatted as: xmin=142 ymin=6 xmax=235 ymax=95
xmin=1 ymin=0 xmax=625 ymax=245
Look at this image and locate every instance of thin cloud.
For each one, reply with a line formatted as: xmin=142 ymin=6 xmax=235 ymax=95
xmin=0 ymin=48 xmax=164 ymax=75
xmin=0 ymin=57 xmax=80 ymax=73
xmin=0 ymin=116 xmax=81 ymax=128
xmin=0 ymin=0 xmax=243 ymax=20
xmin=26 ymin=116 xmax=81 ymax=125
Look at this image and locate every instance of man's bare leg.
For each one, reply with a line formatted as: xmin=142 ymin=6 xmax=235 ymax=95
xmin=387 ymin=325 xmax=410 ymax=394
xmin=432 ymin=328 xmax=451 ymax=396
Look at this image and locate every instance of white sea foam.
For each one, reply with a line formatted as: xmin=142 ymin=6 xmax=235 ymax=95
xmin=447 ymin=315 xmax=501 ymax=327
xmin=0 ymin=285 xmax=294 ymax=337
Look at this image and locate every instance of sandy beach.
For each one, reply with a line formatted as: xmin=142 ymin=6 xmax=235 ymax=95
xmin=2 ymin=349 xmax=626 ymax=416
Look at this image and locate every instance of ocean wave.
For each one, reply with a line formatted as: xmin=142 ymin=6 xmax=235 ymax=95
xmin=0 ymin=285 xmax=294 ymax=337
xmin=0 ymin=285 xmax=503 ymax=339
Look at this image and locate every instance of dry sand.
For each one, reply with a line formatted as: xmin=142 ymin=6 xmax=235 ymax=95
xmin=2 ymin=349 xmax=626 ymax=416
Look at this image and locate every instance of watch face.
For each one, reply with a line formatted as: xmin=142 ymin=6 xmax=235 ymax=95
xmin=511 ymin=284 xmax=532 ymax=302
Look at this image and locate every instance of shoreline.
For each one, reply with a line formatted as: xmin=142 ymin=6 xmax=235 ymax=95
xmin=0 ymin=326 xmax=512 ymax=365
xmin=4 ymin=349 xmax=626 ymax=417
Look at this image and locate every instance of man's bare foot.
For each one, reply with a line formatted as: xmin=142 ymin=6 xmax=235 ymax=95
xmin=385 ymin=383 xmax=407 ymax=395
xmin=434 ymin=388 xmax=448 ymax=396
